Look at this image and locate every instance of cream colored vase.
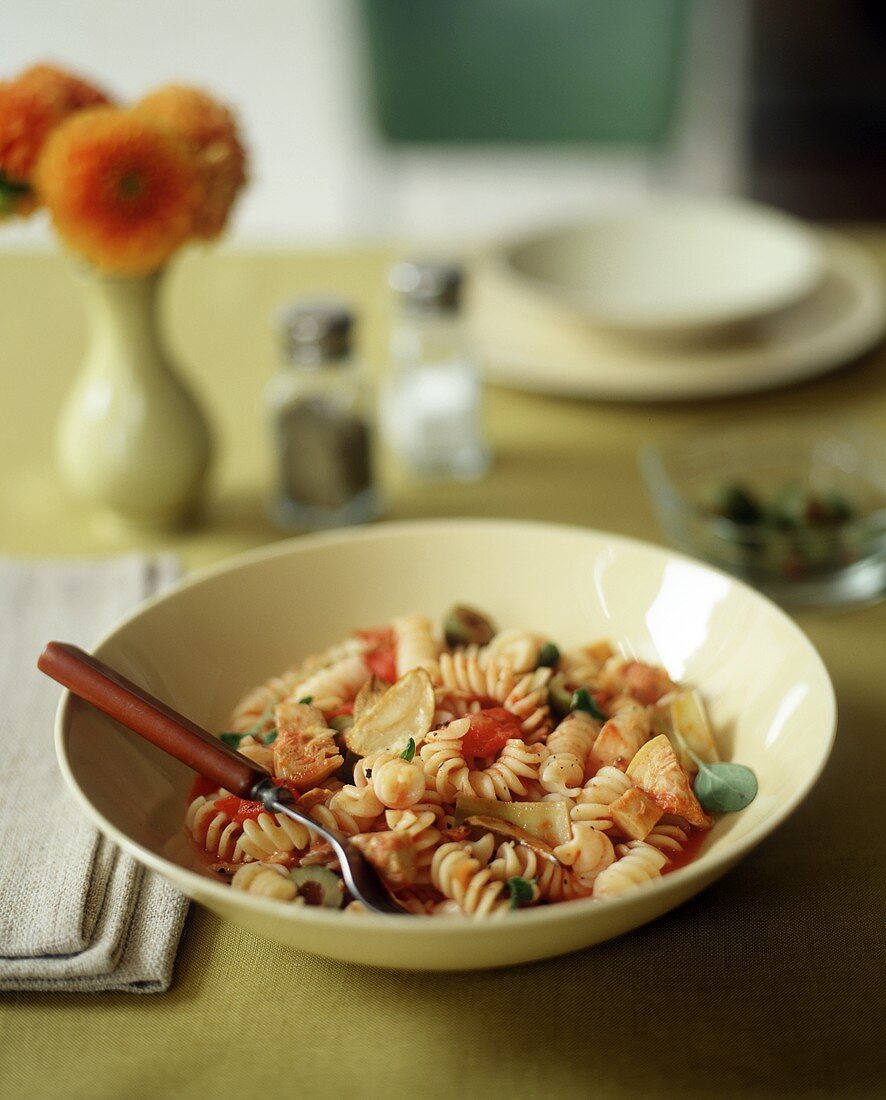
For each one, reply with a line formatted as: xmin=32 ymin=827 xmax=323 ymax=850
xmin=56 ymin=269 xmax=212 ymax=526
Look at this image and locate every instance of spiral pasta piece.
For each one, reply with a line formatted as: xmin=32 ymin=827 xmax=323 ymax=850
xmin=481 ymin=629 xmax=545 ymax=673
xmin=186 ymin=793 xmax=242 ymax=861
xmin=645 ymin=822 xmax=689 ymax=857
xmin=592 ymin=705 xmax=651 ymax=770
xmin=488 ymin=842 xmax=589 ymax=903
xmin=288 ymin=652 xmax=370 ymax=714
xmin=305 ymin=779 xmax=380 ymax=837
xmin=432 ymin=688 xmax=483 ymax=727
xmin=185 ymin=793 xmax=311 ymax=864
xmin=420 ymin=720 xmax=548 ymax=802
xmin=231 ymin=862 xmax=298 ymax=901
xmin=372 ymin=758 xmax=427 ymax=810
xmin=592 ymin=840 xmax=668 ymax=899
xmin=232 ymin=735 xmax=274 ymax=771
xmin=228 ymin=637 xmax=370 ymax=732
xmin=393 ymin=614 xmax=441 ymax=680
xmin=570 ymin=766 xmax=634 ymax=830
xmin=384 ymin=807 xmax=442 ymax=884
xmin=501 ymin=668 xmax=553 ymax=742
xmin=553 ymin=823 xmax=616 ymax=883
xmin=539 ymin=711 xmax=598 ymax=795
xmin=431 ymin=841 xmax=509 ymax=916
xmin=235 ymin=813 xmax=312 ymax=862
xmin=438 ymin=648 xmax=514 ymax=700
xmin=228 ymin=670 xmax=303 ymax=733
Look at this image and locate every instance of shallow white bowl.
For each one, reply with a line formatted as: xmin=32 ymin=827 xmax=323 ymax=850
xmin=56 ymin=520 xmax=835 ymax=970
xmin=501 ymin=200 xmax=825 ymax=336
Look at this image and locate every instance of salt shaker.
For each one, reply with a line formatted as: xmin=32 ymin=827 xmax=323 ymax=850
xmin=267 ymin=301 xmax=379 ymax=530
xmin=383 ymin=261 xmax=491 ymax=480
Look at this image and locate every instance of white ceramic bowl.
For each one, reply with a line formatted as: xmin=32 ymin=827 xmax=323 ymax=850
xmin=500 ymin=200 xmax=825 ymax=336
xmin=56 ymin=520 xmax=835 ymax=970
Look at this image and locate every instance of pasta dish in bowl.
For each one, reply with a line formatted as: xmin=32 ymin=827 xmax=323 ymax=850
xmin=56 ymin=520 xmax=835 ymax=968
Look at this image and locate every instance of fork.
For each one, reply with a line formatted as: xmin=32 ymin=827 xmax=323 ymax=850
xmin=38 ymin=641 xmax=409 ymax=916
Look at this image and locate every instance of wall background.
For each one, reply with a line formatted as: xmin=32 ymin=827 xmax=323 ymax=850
xmin=1 ymin=0 xmax=747 ymax=249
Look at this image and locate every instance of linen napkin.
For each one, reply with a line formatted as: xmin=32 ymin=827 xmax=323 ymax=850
xmin=0 ymin=555 xmax=189 ymax=993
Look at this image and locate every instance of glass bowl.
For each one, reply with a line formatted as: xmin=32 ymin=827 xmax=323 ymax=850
xmin=641 ymin=421 xmax=886 ymax=608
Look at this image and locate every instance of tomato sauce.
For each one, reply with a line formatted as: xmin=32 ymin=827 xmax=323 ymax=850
xmin=662 ymin=826 xmax=708 ymax=875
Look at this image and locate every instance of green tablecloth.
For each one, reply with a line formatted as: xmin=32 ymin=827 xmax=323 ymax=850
xmin=1 ymin=242 xmax=884 ymax=1098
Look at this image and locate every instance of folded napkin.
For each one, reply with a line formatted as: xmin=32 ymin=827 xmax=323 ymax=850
xmin=0 ymin=556 xmax=189 ymax=993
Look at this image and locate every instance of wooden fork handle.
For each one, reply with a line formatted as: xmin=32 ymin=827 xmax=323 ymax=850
xmin=38 ymin=641 xmax=267 ymax=798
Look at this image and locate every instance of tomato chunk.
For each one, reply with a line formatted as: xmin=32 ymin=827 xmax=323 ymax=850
xmin=364 ymin=645 xmax=397 ymax=683
xmin=214 ymin=796 xmax=265 ymax=823
xmin=357 ymin=627 xmax=398 ymax=682
xmin=462 ymin=707 xmax=524 ymax=762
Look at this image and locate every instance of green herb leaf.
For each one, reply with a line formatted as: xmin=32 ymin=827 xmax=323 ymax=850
xmin=298 ymin=695 xmax=314 ymax=705
xmin=261 ymin=728 xmax=278 ymax=746
xmin=571 ymin=687 xmax=606 ymax=722
xmin=219 ymin=731 xmax=246 ymax=749
xmin=671 ymin=727 xmax=758 ymax=813
xmin=400 ymin=737 xmax=416 ymax=762
xmin=507 ymin=876 xmax=536 ymax=910
xmin=537 ymin=642 xmax=560 ymax=668
xmin=693 ymin=760 xmax=758 ymax=813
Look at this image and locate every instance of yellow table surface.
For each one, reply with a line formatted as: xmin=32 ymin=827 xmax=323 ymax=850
xmin=1 ymin=238 xmax=885 ymax=1099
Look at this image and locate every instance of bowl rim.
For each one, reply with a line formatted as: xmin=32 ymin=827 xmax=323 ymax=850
xmin=54 ymin=518 xmax=837 ymax=936
xmin=490 ymin=198 xmax=827 ymax=333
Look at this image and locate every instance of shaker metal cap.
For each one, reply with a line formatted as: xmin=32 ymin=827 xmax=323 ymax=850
xmin=277 ymin=299 xmax=353 ymax=363
xmin=389 ymin=260 xmax=463 ymax=313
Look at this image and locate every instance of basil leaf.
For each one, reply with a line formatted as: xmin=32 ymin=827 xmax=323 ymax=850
xmin=219 ymin=731 xmax=246 ymax=749
xmin=400 ymin=737 xmax=416 ymax=762
xmin=298 ymin=695 xmax=314 ymax=705
xmin=670 ymin=725 xmax=758 ymax=813
xmin=571 ymin=688 xmax=606 ymax=722
xmin=261 ymin=728 xmax=278 ymax=746
xmin=693 ymin=761 xmax=758 ymax=813
xmin=537 ymin=642 xmax=560 ymax=668
xmin=507 ymin=876 xmax=536 ymax=910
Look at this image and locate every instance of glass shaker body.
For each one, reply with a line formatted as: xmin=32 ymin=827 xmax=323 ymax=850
xmin=384 ymin=263 xmax=491 ymax=481
xmin=267 ymin=304 xmax=379 ymax=531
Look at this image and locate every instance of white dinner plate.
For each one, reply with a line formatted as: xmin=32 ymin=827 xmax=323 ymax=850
xmin=502 ymin=201 xmax=825 ymax=336
xmin=472 ymin=232 xmax=886 ymax=402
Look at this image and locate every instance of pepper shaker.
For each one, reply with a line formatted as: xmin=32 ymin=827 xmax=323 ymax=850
xmin=382 ymin=261 xmax=491 ymax=480
xmin=267 ymin=300 xmax=380 ymax=530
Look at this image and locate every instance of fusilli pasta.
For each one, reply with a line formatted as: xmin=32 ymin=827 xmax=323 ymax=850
xmin=186 ymin=608 xmax=731 ymax=918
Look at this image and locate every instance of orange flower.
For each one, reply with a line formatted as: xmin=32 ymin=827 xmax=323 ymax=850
xmin=0 ymin=63 xmax=111 ymax=185
xmin=136 ymin=84 xmax=247 ymax=238
xmin=36 ymin=106 xmax=199 ymax=274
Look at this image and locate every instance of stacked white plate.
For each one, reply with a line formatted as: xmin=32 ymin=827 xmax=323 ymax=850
xmin=471 ymin=199 xmax=886 ymax=401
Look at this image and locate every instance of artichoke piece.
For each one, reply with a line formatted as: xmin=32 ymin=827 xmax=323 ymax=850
xmin=453 ymin=794 xmax=571 ymax=847
xmin=353 ymin=675 xmax=388 ymax=720
xmin=444 ymin=604 xmax=496 ymax=648
xmin=464 ymin=816 xmax=559 ymax=864
xmin=654 ymin=689 xmax=720 ymax=776
xmin=626 ymin=734 xmax=711 ymax=828
xmin=288 ymin=866 xmax=345 ymax=908
xmin=344 ymin=668 xmax=435 ymax=758
xmin=670 ymin=689 xmax=719 ymax=764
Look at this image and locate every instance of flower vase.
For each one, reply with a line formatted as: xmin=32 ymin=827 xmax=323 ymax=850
xmin=56 ymin=267 xmax=212 ymax=526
